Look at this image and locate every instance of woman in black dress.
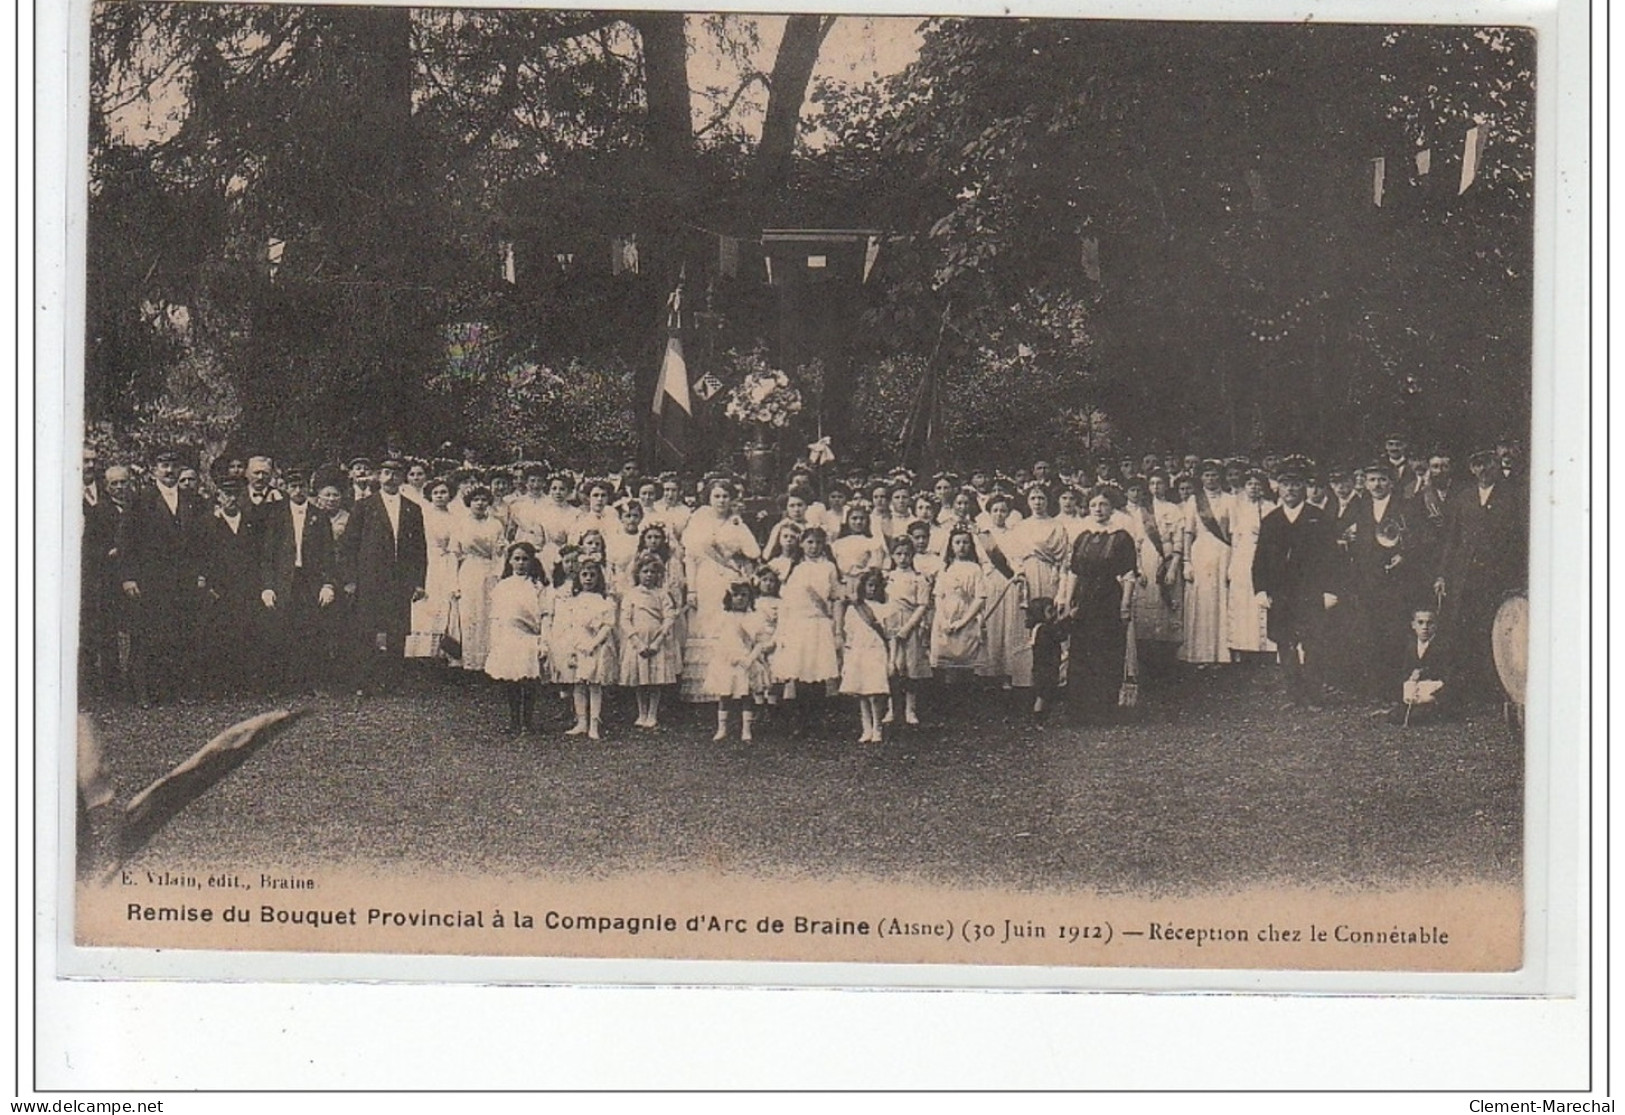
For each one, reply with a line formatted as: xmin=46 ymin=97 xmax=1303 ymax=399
xmin=1061 ymin=487 xmax=1139 ymax=718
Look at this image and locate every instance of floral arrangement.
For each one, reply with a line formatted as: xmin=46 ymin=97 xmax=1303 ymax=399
xmin=722 ymin=348 xmax=803 ymax=429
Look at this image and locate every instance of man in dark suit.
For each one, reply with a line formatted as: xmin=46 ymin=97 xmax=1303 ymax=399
xmin=196 ymin=476 xmax=266 ymax=693
xmin=1318 ymin=465 xmax=1364 ymax=694
xmin=341 ymin=456 xmax=427 ymax=692
xmin=80 ymin=450 xmax=125 ymax=695
xmin=1433 ymin=449 xmax=1527 ymax=702
xmin=1251 ymin=459 xmax=1340 ymax=708
xmin=1348 ymin=461 xmax=1424 ymax=699
xmin=260 ymin=465 xmax=337 ymax=694
xmin=116 ymin=447 xmax=206 ymax=705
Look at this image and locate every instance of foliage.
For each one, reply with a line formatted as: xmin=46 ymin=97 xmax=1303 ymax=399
xmin=87 ymin=5 xmax=837 ymax=459
xmin=818 ymin=19 xmax=1535 ymax=460
xmin=426 ymin=339 xmax=638 ymax=468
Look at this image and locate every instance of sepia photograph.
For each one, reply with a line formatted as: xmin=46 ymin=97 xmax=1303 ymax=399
xmin=63 ymin=2 xmax=1549 ymax=981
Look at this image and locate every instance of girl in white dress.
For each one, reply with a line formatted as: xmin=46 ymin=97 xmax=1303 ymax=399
xmin=883 ymin=536 xmax=932 ymax=726
xmin=634 ymin=523 xmax=685 ymax=686
xmin=605 ymin=499 xmax=645 ymax=595
xmin=554 ymin=560 xmax=617 ymax=740
xmin=704 ymin=581 xmax=774 ymax=742
xmin=484 ymin=543 xmax=551 ymax=731
xmin=840 ymin=568 xmax=893 ymax=744
xmin=452 ymin=487 xmax=508 ymax=672
xmin=619 ymin=554 xmax=678 ymax=728
xmin=775 ymin=526 xmax=842 ymax=700
xmin=931 ymin=526 xmax=988 ymax=677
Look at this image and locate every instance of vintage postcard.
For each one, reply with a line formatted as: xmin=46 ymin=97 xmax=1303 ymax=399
xmin=52 ymin=0 xmax=1580 ymax=993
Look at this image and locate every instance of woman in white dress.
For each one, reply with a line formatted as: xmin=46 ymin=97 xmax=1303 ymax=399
xmin=533 ymin=473 xmax=581 ymax=571
xmin=410 ymin=478 xmax=459 ymax=658
xmin=1180 ymin=460 xmax=1233 ymax=666
xmin=1133 ymin=471 xmax=1189 ymax=673
xmin=452 ymin=486 xmax=508 ymax=672
xmin=1225 ymin=468 xmax=1277 ymax=660
xmin=1007 ymin=485 xmax=1071 ymax=689
xmin=679 ymin=480 xmax=762 ymax=701
xmin=976 ymin=491 xmax=1026 ymax=685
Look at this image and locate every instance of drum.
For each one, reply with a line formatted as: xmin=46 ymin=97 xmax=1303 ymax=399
xmin=1491 ymin=593 xmax=1528 ymax=711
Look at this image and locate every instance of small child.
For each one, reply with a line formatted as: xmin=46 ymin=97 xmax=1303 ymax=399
xmin=1027 ymin=596 xmax=1063 ymax=717
xmin=556 ymin=559 xmax=617 ymax=739
xmin=840 ymin=568 xmax=894 ymax=743
xmin=619 ymin=554 xmax=677 ymax=729
xmin=883 ymin=536 xmax=931 ymax=726
xmin=752 ymin=566 xmax=783 ymax=709
xmin=705 ymin=581 xmax=773 ymax=742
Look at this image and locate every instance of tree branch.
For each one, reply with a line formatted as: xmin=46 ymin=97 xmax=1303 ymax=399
xmin=694 ymin=72 xmax=770 ymax=137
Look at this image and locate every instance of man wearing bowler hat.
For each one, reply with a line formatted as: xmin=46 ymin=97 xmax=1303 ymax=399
xmin=1251 ymin=458 xmax=1340 ymax=708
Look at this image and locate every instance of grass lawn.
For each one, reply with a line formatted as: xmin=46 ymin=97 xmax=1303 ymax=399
xmin=76 ymin=662 xmax=1522 ymax=895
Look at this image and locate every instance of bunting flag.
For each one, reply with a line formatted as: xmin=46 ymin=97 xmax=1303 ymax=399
xmin=1415 ymin=148 xmax=1432 ymax=176
xmin=1244 ymin=168 xmax=1269 ymax=211
xmin=665 ymin=279 xmax=685 ymax=330
xmin=612 ymin=235 xmax=641 ymax=275
xmin=718 ymin=235 xmax=740 ymax=279
xmin=862 ymin=235 xmax=881 ymax=284
xmin=500 ymin=240 xmax=516 ymax=285
xmin=1459 ymin=125 xmax=1487 ymax=195
xmin=1371 ymin=157 xmax=1386 ymax=207
xmin=555 ymin=251 xmax=575 ymax=272
xmin=1080 ymin=237 xmax=1101 ymax=283
xmin=652 ymin=335 xmax=691 ymax=465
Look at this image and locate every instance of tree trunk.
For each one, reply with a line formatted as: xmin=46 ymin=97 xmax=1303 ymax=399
xmin=751 ymin=15 xmax=834 ymax=207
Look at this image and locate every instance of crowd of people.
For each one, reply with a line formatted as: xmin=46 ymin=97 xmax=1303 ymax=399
xmin=78 ymin=433 xmax=1527 ymax=743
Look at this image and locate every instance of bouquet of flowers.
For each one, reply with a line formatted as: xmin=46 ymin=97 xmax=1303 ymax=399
xmin=722 ymin=349 xmax=803 ymax=429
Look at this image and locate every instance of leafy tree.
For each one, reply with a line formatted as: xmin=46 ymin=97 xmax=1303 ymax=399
xmin=814 ymin=19 xmax=1535 ymax=464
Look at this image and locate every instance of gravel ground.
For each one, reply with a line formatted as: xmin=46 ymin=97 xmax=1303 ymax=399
xmin=77 ymin=664 xmax=1522 ymax=895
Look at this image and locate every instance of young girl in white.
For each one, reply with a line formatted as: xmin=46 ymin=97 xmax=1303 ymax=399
xmin=931 ymin=525 xmax=989 ymax=678
xmin=830 ymin=503 xmax=888 ymax=595
xmin=752 ymin=565 xmax=783 ymax=710
xmin=883 ymin=536 xmax=931 ymax=726
xmin=775 ymin=526 xmax=842 ymax=704
xmin=555 ymin=559 xmax=617 ymax=739
xmin=619 ymin=553 xmax=677 ymax=729
xmin=764 ymin=521 xmax=802 ymax=584
xmin=704 ymin=581 xmax=774 ymax=742
xmin=840 ymin=568 xmax=894 ymax=744
xmin=484 ymin=542 xmax=551 ymax=732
